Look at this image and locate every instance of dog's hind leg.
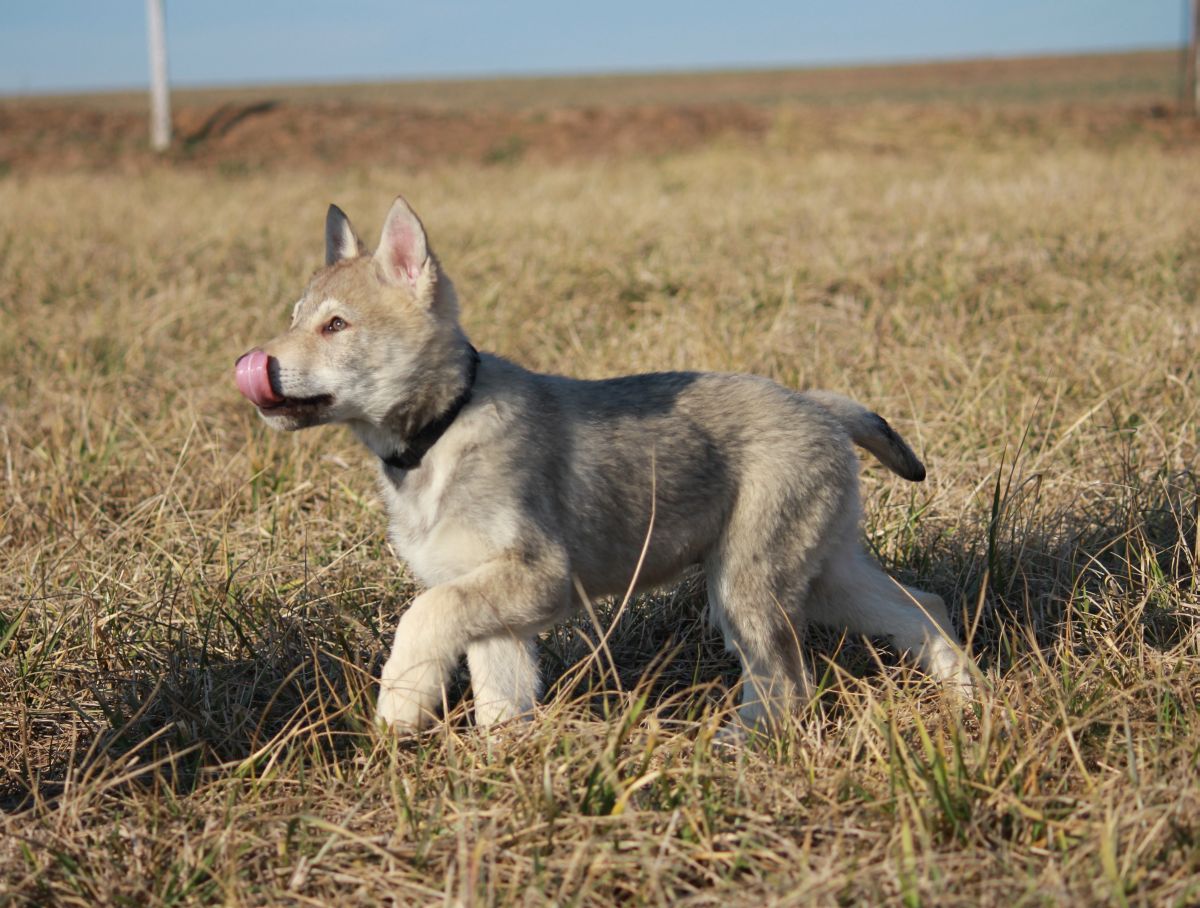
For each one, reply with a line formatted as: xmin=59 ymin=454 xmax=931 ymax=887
xmin=807 ymin=546 xmax=973 ymax=694
xmin=705 ymin=554 xmax=815 ymax=732
xmin=705 ymin=452 xmax=858 ymax=733
xmin=467 ymin=635 xmax=540 ymax=727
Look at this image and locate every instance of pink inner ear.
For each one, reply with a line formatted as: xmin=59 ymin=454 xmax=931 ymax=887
xmin=388 ymin=222 xmax=423 ymax=282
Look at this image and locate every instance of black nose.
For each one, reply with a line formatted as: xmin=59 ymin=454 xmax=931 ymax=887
xmin=266 ymin=354 xmax=283 ymax=398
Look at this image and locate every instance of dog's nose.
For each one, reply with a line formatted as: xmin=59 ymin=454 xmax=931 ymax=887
xmin=234 ymin=348 xmax=283 ymax=408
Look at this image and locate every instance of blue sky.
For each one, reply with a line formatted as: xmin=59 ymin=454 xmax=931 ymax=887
xmin=0 ymin=1 xmax=1187 ymax=94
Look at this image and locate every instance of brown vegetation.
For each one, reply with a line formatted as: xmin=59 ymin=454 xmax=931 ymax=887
xmin=0 ymin=49 xmax=1194 ymax=175
xmin=1 ymin=51 xmax=1199 ymax=905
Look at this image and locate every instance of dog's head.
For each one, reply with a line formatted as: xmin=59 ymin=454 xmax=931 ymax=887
xmin=234 ymin=196 xmax=462 ymax=431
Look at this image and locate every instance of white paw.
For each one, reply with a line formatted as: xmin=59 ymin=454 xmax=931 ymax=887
xmin=712 ymin=721 xmax=747 ymax=753
xmin=472 ymin=696 xmax=534 ymax=728
xmin=945 ymin=663 xmax=978 ymax=700
xmin=375 ymin=653 xmax=445 ymax=732
xmin=917 ymin=634 xmax=977 ymax=698
xmin=375 ymin=680 xmax=429 ymax=732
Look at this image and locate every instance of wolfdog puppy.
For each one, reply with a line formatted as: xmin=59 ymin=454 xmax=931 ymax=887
xmin=234 ymin=195 xmax=971 ymax=733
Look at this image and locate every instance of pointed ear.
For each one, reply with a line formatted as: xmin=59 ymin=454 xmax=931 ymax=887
xmin=373 ymin=195 xmax=429 ymax=287
xmin=325 ymin=204 xmax=366 ymax=265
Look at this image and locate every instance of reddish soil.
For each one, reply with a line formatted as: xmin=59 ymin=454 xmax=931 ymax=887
xmin=1 ymin=51 xmax=1196 ymax=175
xmin=0 ymin=99 xmax=770 ymax=175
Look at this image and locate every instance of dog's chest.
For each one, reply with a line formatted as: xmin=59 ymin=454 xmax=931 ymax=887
xmin=377 ymin=462 xmax=512 ymax=587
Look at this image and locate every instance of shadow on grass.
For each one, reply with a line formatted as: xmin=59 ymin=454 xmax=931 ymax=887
xmin=0 ymin=601 xmax=383 ymax=814
xmin=932 ymin=463 xmax=1198 ymax=664
xmin=6 ymin=465 xmax=1195 ymax=814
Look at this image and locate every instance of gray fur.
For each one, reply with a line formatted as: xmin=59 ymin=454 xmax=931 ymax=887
xmin=803 ymin=389 xmax=927 ymax=482
xmin=325 ymin=203 xmax=366 ymax=266
xmin=239 ymin=194 xmax=974 ymax=735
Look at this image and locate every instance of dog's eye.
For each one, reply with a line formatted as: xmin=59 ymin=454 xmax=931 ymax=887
xmin=323 ymin=316 xmax=347 ymax=334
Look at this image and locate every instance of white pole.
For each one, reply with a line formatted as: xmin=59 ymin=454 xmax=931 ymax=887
xmin=1192 ymin=0 xmax=1200 ymax=115
xmin=146 ymin=0 xmax=171 ymax=150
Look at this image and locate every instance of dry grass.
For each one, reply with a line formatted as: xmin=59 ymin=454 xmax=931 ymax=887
xmin=2 ymin=84 xmax=1200 ymax=905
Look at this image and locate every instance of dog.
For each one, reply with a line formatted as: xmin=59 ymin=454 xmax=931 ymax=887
xmin=234 ymin=195 xmax=972 ymax=734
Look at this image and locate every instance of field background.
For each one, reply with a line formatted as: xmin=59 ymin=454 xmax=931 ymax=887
xmin=2 ymin=50 xmax=1200 ymax=905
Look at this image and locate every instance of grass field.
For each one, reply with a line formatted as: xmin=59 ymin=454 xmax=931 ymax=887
xmin=2 ymin=53 xmax=1200 ymax=905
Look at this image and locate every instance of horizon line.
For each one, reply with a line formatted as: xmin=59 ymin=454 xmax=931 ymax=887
xmin=0 ymin=43 xmax=1182 ymax=101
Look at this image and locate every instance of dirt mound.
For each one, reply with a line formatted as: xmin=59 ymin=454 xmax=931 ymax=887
xmin=0 ymin=99 xmax=769 ymax=175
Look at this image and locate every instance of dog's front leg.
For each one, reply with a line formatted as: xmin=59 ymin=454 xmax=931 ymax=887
xmin=466 ymin=635 xmax=540 ymax=727
xmin=376 ymin=551 xmax=569 ymax=732
xmin=377 ymin=586 xmax=461 ymax=731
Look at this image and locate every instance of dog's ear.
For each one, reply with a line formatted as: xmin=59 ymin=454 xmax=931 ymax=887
xmin=373 ymin=195 xmax=430 ymax=289
xmin=325 ymin=204 xmax=366 ymax=265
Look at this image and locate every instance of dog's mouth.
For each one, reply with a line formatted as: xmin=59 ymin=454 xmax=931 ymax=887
xmin=257 ymin=392 xmax=333 ymax=413
xmin=235 ymin=349 xmax=333 ymax=414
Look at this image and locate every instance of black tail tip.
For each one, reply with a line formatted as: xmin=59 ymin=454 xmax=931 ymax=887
xmin=874 ymin=412 xmax=927 ymax=482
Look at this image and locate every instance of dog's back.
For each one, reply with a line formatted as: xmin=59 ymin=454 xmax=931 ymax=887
xmin=427 ymin=359 xmax=893 ymax=600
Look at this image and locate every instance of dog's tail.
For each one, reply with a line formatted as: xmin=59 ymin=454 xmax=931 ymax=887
xmin=804 ymin=390 xmax=927 ymax=482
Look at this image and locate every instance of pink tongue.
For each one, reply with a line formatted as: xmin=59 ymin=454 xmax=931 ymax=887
xmin=234 ymin=349 xmax=282 ymax=408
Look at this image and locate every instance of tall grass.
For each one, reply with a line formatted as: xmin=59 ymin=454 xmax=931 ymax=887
xmin=1 ymin=102 xmax=1198 ymax=905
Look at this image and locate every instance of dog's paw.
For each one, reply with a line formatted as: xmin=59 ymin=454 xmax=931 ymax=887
xmin=927 ymin=647 xmax=978 ymax=701
xmin=375 ymin=645 xmax=449 ymax=732
xmin=711 ymin=721 xmax=747 ymax=755
xmin=375 ymin=681 xmax=434 ymax=733
xmin=943 ymin=664 xmax=979 ymax=703
xmin=472 ymin=697 xmax=534 ymax=729
xmin=917 ymin=635 xmax=978 ymax=701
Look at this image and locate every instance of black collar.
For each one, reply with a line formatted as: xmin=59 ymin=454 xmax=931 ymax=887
xmin=381 ymin=345 xmax=480 ymax=472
